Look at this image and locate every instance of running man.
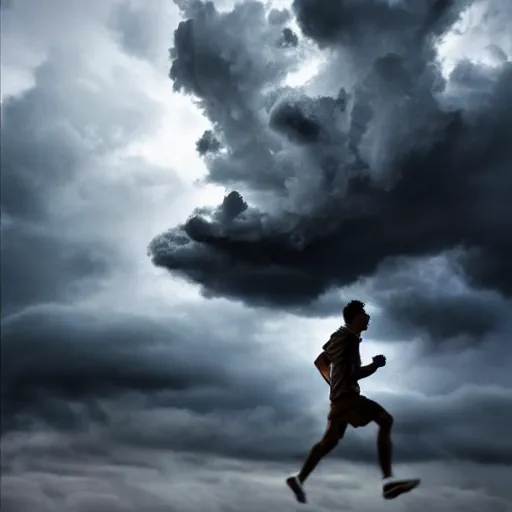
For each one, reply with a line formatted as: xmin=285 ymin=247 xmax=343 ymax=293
xmin=287 ymin=300 xmax=420 ymax=503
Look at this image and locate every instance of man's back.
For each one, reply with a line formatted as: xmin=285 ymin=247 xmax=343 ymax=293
xmin=322 ymin=327 xmax=362 ymax=401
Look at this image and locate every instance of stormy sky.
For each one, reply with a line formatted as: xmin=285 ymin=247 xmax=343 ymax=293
xmin=1 ymin=0 xmax=511 ymax=511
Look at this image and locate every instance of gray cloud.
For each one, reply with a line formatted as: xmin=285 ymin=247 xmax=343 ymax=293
xmin=1 ymin=304 xmax=314 ymax=441
xmin=268 ymin=8 xmax=291 ymax=26
xmin=109 ymin=0 xmax=177 ymax=65
xmin=357 ymin=253 xmax=512 ymax=344
xmin=4 ymin=448 xmax=509 ymax=512
xmin=196 ymin=129 xmax=221 ymax=155
xmin=379 ymin=385 xmax=512 ymax=465
xmin=0 ymin=223 xmax=107 ymax=317
xmin=0 ymin=44 xmax=163 ymax=315
xmin=1 ymin=51 xmax=159 ymax=220
xmin=280 ymin=28 xmax=299 ymax=48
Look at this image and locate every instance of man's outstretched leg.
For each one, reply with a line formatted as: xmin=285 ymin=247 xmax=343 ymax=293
xmin=373 ymin=409 xmax=420 ymax=499
xmin=286 ymin=421 xmax=346 ymax=504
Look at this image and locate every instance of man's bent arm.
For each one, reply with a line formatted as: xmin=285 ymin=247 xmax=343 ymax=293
xmin=356 ymin=362 xmax=378 ymax=380
xmin=314 ymin=352 xmax=331 ymax=385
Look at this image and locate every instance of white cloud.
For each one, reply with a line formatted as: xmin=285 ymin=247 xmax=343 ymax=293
xmin=436 ymin=0 xmax=512 ymax=77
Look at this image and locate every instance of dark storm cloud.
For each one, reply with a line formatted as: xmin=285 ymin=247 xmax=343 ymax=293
xmin=269 ymin=96 xmax=324 ymax=142
xmin=1 ymin=305 xmax=312 ymax=436
xmin=377 ymin=289 xmax=506 ymax=342
xmin=169 ymin=0 xmax=301 ymax=192
xmin=360 ymin=253 xmax=511 ymax=343
xmin=149 ymin=0 xmax=512 ymax=316
xmin=292 ymin=0 xmax=466 ymax=48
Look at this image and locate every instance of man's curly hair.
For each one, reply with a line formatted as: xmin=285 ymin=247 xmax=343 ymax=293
xmin=343 ymin=300 xmax=366 ymax=324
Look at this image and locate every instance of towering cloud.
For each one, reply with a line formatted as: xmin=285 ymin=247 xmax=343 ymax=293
xmin=149 ymin=0 xmax=512 ymax=313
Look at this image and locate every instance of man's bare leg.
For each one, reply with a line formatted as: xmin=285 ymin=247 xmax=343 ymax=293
xmin=376 ymin=414 xmax=393 ymax=478
xmin=375 ymin=413 xmax=420 ymax=499
xmin=286 ymin=421 xmax=344 ymax=503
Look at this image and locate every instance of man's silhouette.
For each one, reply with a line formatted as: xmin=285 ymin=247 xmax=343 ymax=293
xmin=286 ymin=300 xmax=420 ymax=503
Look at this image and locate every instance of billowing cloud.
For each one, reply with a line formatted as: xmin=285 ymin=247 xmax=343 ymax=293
xmin=149 ymin=0 xmax=512 ymax=315
xmin=292 ymin=0 xmax=466 ymax=48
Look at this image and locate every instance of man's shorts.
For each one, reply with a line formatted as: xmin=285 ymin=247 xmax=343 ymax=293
xmin=328 ymin=394 xmax=390 ymax=428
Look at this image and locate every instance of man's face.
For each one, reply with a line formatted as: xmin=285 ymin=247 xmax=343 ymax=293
xmin=357 ymin=311 xmax=371 ymax=331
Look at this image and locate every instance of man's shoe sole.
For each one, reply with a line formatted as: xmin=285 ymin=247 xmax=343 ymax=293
xmin=383 ymin=479 xmax=421 ymax=499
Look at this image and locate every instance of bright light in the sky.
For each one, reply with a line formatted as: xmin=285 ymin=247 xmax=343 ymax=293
xmin=126 ymin=64 xmax=208 ymax=177
xmin=284 ymin=55 xmax=325 ymax=88
xmin=123 ymin=59 xmax=228 ymax=210
xmin=436 ymin=1 xmax=510 ymax=78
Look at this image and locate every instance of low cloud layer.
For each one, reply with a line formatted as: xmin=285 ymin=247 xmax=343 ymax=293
xmin=3 ymin=303 xmax=511 ymax=468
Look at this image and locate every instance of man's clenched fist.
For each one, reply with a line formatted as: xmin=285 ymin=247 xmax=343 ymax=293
xmin=373 ymin=354 xmax=386 ymax=368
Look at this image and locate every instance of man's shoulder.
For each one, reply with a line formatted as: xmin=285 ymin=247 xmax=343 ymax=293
xmin=333 ymin=326 xmax=353 ymax=340
xmin=322 ymin=327 xmax=351 ymax=350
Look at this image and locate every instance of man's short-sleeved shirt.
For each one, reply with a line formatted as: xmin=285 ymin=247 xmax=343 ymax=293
xmin=322 ymin=326 xmax=362 ymax=402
